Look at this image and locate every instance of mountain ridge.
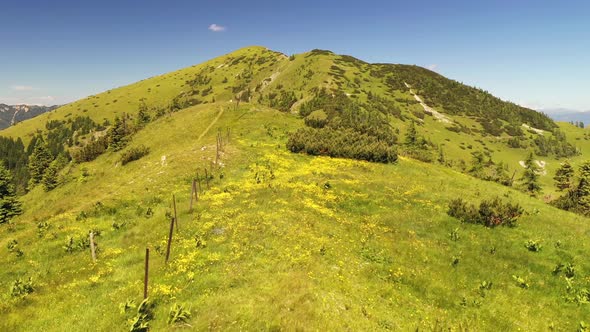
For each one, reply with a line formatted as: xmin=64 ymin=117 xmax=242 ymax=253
xmin=0 ymin=104 xmax=58 ymax=130
xmin=1 ymin=46 xmax=589 ymax=331
xmin=1 ymin=46 xmax=555 ymax=140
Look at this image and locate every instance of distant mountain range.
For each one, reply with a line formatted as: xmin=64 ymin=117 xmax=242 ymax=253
xmin=0 ymin=104 xmax=59 ymax=130
xmin=543 ymin=108 xmax=590 ymax=125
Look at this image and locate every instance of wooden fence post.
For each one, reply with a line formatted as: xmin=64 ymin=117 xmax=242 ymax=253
xmin=144 ymin=248 xmax=149 ymax=299
xmin=165 ymin=217 xmax=175 ymax=264
xmin=190 ymin=179 xmax=198 ymax=212
xmin=89 ymin=231 xmax=97 ymax=263
xmin=196 ymin=171 xmax=202 ymax=194
xmin=172 ymin=194 xmax=178 ymax=232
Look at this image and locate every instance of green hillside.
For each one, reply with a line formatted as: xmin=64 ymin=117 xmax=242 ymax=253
xmin=1 ymin=47 xmax=589 ymax=331
xmin=1 ymin=46 xmax=582 ymax=192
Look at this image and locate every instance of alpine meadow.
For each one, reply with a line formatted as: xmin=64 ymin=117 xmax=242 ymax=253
xmin=1 ymin=44 xmax=590 ymax=331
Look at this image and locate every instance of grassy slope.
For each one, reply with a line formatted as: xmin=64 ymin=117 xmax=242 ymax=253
xmin=0 ymin=46 xmax=285 ymax=144
xmin=246 ymin=48 xmax=587 ymax=195
xmin=1 ymin=103 xmax=590 ymax=331
xmin=3 ymin=45 xmax=578 ymax=197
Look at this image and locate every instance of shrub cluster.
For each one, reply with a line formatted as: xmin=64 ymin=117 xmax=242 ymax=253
xmin=289 ymin=88 xmax=398 ymax=164
xmin=11 ymin=277 xmax=34 ymax=297
xmin=120 ymin=145 xmax=150 ymax=165
xmin=447 ymin=197 xmax=523 ymax=227
xmin=72 ymin=136 xmax=109 ymax=162
xmin=304 ymin=110 xmax=328 ymax=128
xmin=287 ymin=127 xmax=397 ymax=163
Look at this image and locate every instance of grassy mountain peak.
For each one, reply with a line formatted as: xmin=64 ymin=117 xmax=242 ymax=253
xmin=1 ymin=47 xmax=589 ymax=331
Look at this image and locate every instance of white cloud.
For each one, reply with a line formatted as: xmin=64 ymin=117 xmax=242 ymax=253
xmin=208 ymin=24 xmax=226 ymax=32
xmin=11 ymin=85 xmax=35 ymax=91
xmin=0 ymin=95 xmax=61 ymax=106
xmin=427 ymin=64 xmax=438 ymax=71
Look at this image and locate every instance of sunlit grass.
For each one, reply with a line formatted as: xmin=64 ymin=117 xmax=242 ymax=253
xmin=1 ymin=103 xmax=589 ymax=331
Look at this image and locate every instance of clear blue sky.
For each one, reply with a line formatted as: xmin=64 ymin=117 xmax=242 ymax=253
xmin=1 ymin=0 xmax=589 ymax=111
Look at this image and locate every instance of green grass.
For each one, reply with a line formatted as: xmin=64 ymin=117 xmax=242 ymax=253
xmin=1 ymin=103 xmax=589 ymax=331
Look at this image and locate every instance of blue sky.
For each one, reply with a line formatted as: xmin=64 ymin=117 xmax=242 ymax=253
xmin=1 ymin=0 xmax=589 ymax=111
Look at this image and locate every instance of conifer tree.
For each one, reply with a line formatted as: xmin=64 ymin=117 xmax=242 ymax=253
xmin=28 ymin=142 xmax=53 ymax=187
xmin=554 ymin=161 xmax=574 ymax=191
xmin=469 ymin=151 xmax=485 ymax=177
xmin=404 ymin=121 xmax=417 ymax=146
xmin=575 ymin=161 xmax=590 ymax=214
xmin=108 ymin=116 xmax=128 ymax=151
xmin=437 ymin=146 xmax=445 ymax=164
xmin=136 ymin=103 xmax=151 ymax=128
xmin=520 ymin=152 xmax=542 ymax=196
xmin=42 ymin=162 xmax=59 ymax=191
xmin=494 ymin=162 xmax=512 ymax=186
xmin=0 ymin=163 xmax=22 ymax=224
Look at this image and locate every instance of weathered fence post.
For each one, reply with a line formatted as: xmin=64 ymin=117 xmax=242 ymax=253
xmin=89 ymin=231 xmax=97 ymax=263
xmin=165 ymin=217 xmax=175 ymax=264
xmin=196 ymin=171 xmax=202 ymax=194
xmin=172 ymin=194 xmax=178 ymax=232
xmin=190 ymin=179 xmax=198 ymax=212
xmin=144 ymin=248 xmax=149 ymax=299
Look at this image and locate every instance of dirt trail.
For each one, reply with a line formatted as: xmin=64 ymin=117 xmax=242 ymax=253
xmin=75 ymin=105 xmax=229 ymax=213
xmin=404 ymin=82 xmax=453 ymax=124
xmin=259 ymin=71 xmax=281 ymax=92
xmin=522 ymin=123 xmax=544 ymax=135
xmin=197 ymin=106 xmax=225 ymax=142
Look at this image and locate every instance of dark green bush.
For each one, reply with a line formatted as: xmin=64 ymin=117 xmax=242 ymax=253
xmin=304 ymin=110 xmax=328 ymax=128
xmin=287 ymin=127 xmax=397 ymax=163
xmin=73 ymin=136 xmax=109 ymax=163
xmin=269 ymin=90 xmax=297 ymax=112
xmin=524 ymin=240 xmax=542 ymax=252
xmin=447 ymin=197 xmax=523 ymax=227
xmin=11 ymin=277 xmax=34 ymax=297
xmin=120 ymin=145 xmax=150 ymax=165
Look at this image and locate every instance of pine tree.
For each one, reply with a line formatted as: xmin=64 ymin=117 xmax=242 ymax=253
xmin=136 ymin=103 xmax=151 ymax=128
xmin=469 ymin=151 xmax=485 ymax=177
xmin=494 ymin=162 xmax=512 ymax=186
xmin=576 ymin=162 xmax=590 ymax=214
xmin=0 ymin=163 xmax=22 ymax=224
xmin=520 ymin=152 xmax=542 ymax=196
xmin=26 ymin=135 xmax=41 ymax=155
xmin=28 ymin=142 xmax=53 ymax=187
xmin=42 ymin=162 xmax=59 ymax=191
xmin=108 ymin=116 xmax=128 ymax=151
xmin=404 ymin=121 xmax=417 ymax=146
xmin=437 ymin=145 xmax=445 ymax=164
xmin=554 ymin=161 xmax=574 ymax=191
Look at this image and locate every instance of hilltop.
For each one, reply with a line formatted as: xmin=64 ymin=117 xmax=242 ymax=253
xmin=1 ymin=47 xmax=589 ymax=331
